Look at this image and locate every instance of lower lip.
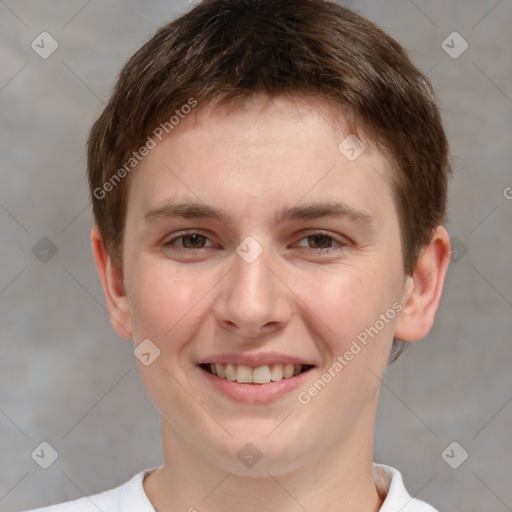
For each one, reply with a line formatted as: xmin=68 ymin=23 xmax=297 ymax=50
xmin=199 ymin=366 xmax=314 ymax=404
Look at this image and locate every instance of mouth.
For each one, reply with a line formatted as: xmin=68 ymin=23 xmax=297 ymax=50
xmin=199 ymin=362 xmax=315 ymax=385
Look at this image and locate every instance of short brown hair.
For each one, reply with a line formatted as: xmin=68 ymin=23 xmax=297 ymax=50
xmin=87 ymin=0 xmax=451 ymax=362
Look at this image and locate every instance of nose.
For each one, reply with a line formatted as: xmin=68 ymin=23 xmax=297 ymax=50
xmin=213 ymin=244 xmax=293 ymax=340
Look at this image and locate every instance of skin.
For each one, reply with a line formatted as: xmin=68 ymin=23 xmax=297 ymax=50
xmin=91 ymin=94 xmax=451 ymax=512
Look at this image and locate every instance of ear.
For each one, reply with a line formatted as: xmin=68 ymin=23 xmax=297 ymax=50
xmin=90 ymin=225 xmax=133 ymax=339
xmin=394 ymin=225 xmax=451 ymax=342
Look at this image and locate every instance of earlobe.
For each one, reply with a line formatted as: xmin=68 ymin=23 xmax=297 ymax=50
xmin=394 ymin=226 xmax=451 ymax=342
xmin=90 ymin=225 xmax=133 ymax=339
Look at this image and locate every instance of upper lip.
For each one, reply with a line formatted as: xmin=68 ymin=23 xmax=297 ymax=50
xmin=197 ymin=352 xmax=316 ymax=367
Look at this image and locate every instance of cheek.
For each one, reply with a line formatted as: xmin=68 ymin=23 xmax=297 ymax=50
xmin=126 ymin=259 xmax=208 ymax=344
xmin=303 ymin=264 xmax=398 ymax=350
xmin=293 ymin=266 xmax=401 ymax=425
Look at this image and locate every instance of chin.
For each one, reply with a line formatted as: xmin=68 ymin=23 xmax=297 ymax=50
xmin=206 ymin=428 xmax=310 ymax=476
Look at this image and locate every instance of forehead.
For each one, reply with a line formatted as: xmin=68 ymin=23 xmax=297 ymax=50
xmin=125 ymin=94 xmax=397 ymax=227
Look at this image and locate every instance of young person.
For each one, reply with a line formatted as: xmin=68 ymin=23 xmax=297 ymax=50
xmin=25 ymin=0 xmax=451 ymax=510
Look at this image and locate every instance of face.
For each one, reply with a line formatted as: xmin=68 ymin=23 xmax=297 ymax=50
xmin=115 ymin=95 xmax=411 ymax=475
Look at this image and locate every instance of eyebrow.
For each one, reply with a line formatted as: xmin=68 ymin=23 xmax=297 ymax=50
xmin=143 ymin=201 xmax=374 ymax=227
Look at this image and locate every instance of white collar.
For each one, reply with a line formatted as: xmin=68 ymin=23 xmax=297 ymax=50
xmin=114 ymin=464 xmax=438 ymax=512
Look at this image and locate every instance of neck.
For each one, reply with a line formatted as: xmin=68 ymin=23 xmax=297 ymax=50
xmin=144 ymin=402 xmax=384 ymax=512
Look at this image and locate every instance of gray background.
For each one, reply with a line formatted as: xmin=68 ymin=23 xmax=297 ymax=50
xmin=1 ymin=1 xmax=511 ymax=510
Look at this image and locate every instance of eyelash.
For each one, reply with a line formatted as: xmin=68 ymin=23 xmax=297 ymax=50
xmin=163 ymin=231 xmax=349 ymax=254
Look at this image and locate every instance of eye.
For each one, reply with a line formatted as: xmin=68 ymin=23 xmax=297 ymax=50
xmin=164 ymin=232 xmax=214 ymax=249
xmin=294 ymin=232 xmax=349 ymax=253
xmin=162 ymin=231 xmax=350 ymax=254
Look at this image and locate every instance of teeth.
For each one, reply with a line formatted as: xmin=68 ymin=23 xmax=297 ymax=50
xmin=270 ymin=364 xmax=283 ymax=381
xmin=208 ymin=363 xmax=308 ymax=384
xmin=225 ymin=363 xmax=236 ymax=381
xmin=236 ymin=365 xmax=252 ymax=383
xmin=253 ymin=365 xmax=271 ymax=384
xmin=215 ymin=363 xmax=225 ymax=378
xmin=283 ymin=363 xmax=294 ymax=378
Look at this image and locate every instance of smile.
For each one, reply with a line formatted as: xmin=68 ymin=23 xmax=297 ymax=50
xmin=199 ymin=363 xmax=314 ymax=384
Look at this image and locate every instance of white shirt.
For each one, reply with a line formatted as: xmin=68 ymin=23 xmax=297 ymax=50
xmin=23 ymin=464 xmax=438 ymax=511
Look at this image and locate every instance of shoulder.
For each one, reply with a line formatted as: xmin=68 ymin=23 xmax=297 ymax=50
xmin=20 ymin=468 xmax=157 ymax=512
xmin=374 ymin=463 xmax=439 ymax=512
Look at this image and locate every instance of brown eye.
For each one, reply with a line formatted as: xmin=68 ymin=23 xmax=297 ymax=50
xmin=294 ymin=232 xmax=349 ymax=254
xmin=180 ymin=234 xmax=207 ymax=248
xmin=307 ymin=234 xmax=334 ymax=249
xmin=165 ymin=233 xmax=212 ymax=249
